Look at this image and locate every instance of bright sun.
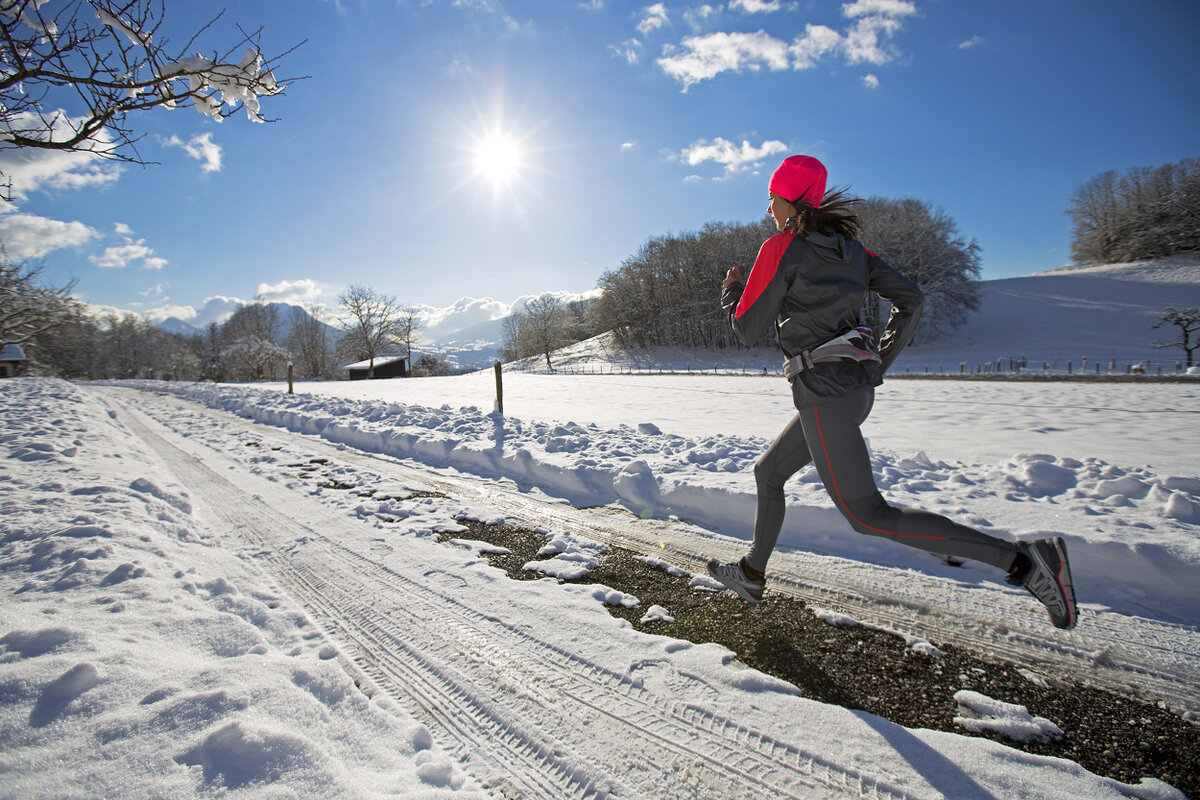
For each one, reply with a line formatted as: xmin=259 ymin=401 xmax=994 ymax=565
xmin=473 ymin=132 xmax=523 ymax=187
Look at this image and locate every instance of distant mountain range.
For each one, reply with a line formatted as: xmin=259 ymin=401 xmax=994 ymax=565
xmin=155 ymin=302 xmax=342 ymax=348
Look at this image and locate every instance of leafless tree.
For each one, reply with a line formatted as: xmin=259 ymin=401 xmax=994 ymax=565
xmin=0 ymin=0 xmax=300 ymax=198
xmin=201 ymin=321 xmax=223 ymax=380
xmin=499 ymin=312 xmax=522 ymax=362
xmin=1067 ymin=159 xmax=1200 ymax=264
xmin=221 ymin=299 xmax=288 ymax=380
xmin=396 ymin=305 xmax=421 ymax=364
xmin=521 ymin=295 xmax=568 ymax=369
xmin=286 ymin=303 xmax=334 ymax=379
xmin=856 ymin=197 xmax=982 ymax=343
xmin=336 ymin=285 xmax=407 ymax=377
xmin=0 ymin=250 xmax=78 ymax=346
xmin=1152 ymin=307 xmax=1200 ymax=368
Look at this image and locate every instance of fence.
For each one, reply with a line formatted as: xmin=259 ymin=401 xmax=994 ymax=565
xmin=500 ymin=356 xmax=1197 ymax=381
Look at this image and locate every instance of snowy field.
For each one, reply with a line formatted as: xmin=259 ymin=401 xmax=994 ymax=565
xmin=2 ymin=371 xmax=1197 ymax=799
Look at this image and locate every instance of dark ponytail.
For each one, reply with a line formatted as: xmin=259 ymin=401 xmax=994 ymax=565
xmin=786 ymin=187 xmax=863 ymax=239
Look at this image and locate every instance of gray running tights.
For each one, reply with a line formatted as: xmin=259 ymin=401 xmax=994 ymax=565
xmin=745 ymin=387 xmax=1019 ymax=574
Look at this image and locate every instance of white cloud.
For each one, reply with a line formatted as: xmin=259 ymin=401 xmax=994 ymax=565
xmin=655 ymin=0 xmax=917 ymax=89
xmin=142 ymin=304 xmax=198 ymax=324
xmin=620 ymin=141 xmax=636 ymax=151
xmin=790 ymin=24 xmax=842 ymax=69
xmin=842 ymin=0 xmax=917 ymax=18
xmin=842 ymin=14 xmax=903 ymax=65
xmin=657 ymin=31 xmax=791 ymax=91
xmin=958 ymin=35 xmax=984 ymax=49
xmin=679 ymin=137 xmax=788 ymax=176
xmin=0 ymin=212 xmax=99 ymax=259
xmin=863 ymin=73 xmax=880 ymax=89
xmin=88 ymin=223 xmax=167 ymax=269
xmin=256 ymin=278 xmax=323 ymax=304
xmin=636 ymin=3 xmax=669 ymax=36
xmin=165 ymin=132 xmax=223 ymax=173
xmin=611 ymin=38 xmax=643 ymax=65
xmin=91 ymin=243 xmax=154 ymax=269
xmin=730 ymin=0 xmax=783 ymax=12
xmin=682 ymin=4 xmax=719 ymax=32
xmin=193 ymin=296 xmax=246 ymax=328
xmin=0 ymin=111 xmax=122 ymax=200
xmin=414 ymin=296 xmax=515 ymax=341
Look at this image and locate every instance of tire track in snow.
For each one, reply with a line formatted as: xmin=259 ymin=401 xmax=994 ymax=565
xmin=101 ymin=389 xmax=923 ymax=800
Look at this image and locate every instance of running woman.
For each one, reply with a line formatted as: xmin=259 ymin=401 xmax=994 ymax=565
xmin=706 ymin=154 xmax=1078 ymax=630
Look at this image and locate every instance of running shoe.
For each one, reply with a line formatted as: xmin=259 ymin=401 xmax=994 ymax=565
xmin=1007 ymin=537 xmax=1078 ymax=630
xmin=706 ymin=559 xmax=765 ymax=603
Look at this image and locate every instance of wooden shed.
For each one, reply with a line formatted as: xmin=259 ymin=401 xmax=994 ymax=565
xmin=0 ymin=344 xmax=27 ymax=377
xmin=343 ymin=355 xmax=409 ymax=380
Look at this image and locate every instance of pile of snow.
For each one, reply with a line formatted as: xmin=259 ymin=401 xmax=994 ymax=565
xmin=954 ymin=691 xmax=1064 ymax=743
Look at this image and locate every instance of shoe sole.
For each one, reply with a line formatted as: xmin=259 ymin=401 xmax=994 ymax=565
xmin=1029 ymin=537 xmax=1077 ymax=629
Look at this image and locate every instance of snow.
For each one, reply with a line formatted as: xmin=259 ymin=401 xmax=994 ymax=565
xmin=954 ymin=691 xmax=1064 ymax=743
xmin=2 ymin=371 xmax=1195 ymax=798
xmin=5 ymin=250 xmax=1200 ymax=800
xmin=119 ymin=371 xmax=1200 ymax=624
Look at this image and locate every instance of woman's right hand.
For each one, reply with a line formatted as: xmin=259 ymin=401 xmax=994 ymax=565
xmin=723 ymin=266 xmax=742 ymax=288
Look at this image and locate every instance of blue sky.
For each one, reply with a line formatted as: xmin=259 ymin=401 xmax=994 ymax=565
xmin=3 ymin=0 xmax=1198 ymax=327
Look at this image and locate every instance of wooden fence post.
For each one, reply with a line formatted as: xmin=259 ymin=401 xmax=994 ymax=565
xmin=493 ymin=361 xmax=504 ymax=415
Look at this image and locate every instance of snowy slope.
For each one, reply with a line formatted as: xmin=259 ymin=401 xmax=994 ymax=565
xmin=505 ymin=255 xmax=1200 ymax=376
xmin=897 ymin=255 xmax=1200 ymax=374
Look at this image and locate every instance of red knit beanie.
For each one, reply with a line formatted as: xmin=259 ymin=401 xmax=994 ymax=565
xmin=768 ymin=155 xmax=827 ymax=208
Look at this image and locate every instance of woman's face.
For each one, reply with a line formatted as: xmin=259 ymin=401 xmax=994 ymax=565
xmin=768 ymin=194 xmax=795 ymax=232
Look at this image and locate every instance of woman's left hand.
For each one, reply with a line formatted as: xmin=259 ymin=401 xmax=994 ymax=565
xmin=722 ymin=266 xmax=742 ymax=288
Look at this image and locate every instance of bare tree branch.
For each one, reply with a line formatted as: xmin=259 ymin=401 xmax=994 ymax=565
xmin=0 ymin=0 xmax=305 ymax=198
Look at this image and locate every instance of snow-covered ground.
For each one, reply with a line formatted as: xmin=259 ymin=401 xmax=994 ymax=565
xmin=2 ymin=370 xmax=1197 ymax=799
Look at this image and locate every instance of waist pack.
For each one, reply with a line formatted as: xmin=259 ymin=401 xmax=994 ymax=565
xmin=783 ymin=327 xmax=880 ymax=381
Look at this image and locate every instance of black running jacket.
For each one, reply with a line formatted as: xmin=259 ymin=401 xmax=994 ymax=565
xmin=721 ymin=228 xmax=925 ymax=409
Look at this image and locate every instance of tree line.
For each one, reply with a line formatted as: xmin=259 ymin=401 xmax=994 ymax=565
xmin=1067 ymin=158 xmax=1200 ymax=264
xmin=577 ymin=195 xmax=983 ymax=355
xmin=2 ymin=266 xmax=457 ymax=380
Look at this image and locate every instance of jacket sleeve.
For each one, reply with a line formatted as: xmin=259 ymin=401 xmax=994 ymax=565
xmin=724 ymin=233 xmax=793 ymax=348
xmin=866 ymin=249 xmax=924 ymax=373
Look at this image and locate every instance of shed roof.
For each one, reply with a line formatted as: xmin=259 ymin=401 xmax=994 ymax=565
xmin=0 ymin=344 xmax=27 ymax=361
xmin=341 ymin=354 xmax=407 ymax=371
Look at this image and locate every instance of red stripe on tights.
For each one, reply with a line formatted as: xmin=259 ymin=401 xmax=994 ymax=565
xmin=813 ymin=404 xmax=944 ymax=540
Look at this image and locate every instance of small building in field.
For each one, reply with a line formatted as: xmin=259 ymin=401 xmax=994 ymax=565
xmin=0 ymin=344 xmax=28 ymax=377
xmin=343 ymin=355 xmax=409 ymax=380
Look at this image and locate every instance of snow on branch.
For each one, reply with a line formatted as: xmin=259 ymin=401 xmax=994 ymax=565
xmin=0 ymin=0 xmax=302 ymax=198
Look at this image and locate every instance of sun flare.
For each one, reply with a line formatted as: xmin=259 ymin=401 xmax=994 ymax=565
xmin=473 ymin=132 xmax=523 ymax=187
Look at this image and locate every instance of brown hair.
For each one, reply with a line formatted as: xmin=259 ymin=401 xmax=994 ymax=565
xmin=773 ymin=187 xmax=862 ymax=239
